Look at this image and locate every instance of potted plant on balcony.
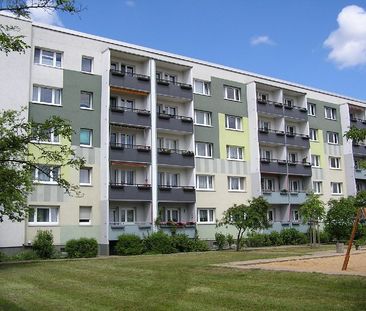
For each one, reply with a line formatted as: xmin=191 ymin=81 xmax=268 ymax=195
xmin=182 ymin=186 xmax=195 ymax=192
xmin=260 ymin=157 xmax=270 ymax=163
xmin=286 ymin=131 xmax=295 ymax=137
xmin=158 ymin=148 xmax=172 ymax=155
xmin=137 ymin=109 xmax=151 ymax=116
xmin=180 ymin=83 xmax=192 ymax=90
xmin=280 ymin=189 xmax=288 ymax=195
xmin=158 ymin=111 xmax=171 ymax=119
xmin=278 ymin=160 xmax=287 ymax=165
xmin=182 ymin=150 xmax=194 ymax=157
xmin=110 ymin=183 xmax=124 ymax=189
xmin=181 ymin=116 xmax=193 ymax=123
xmin=257 ymin=98 xmax=267 ymax=104
xmin=276 ymin=131 xmax=285 ymax=136
xmin=274 ymin=102 xmax=283 ymax=108
xmin=284 ymin=104 xmax=294 ymax=110
xmin=137 ymin=145 xmax=151 ymax=152
xmin=159 ymin=184 xmax=172 ymax=191
xmin=157 ymin=79 xmax=169 ymax=86
xmin=299 ymin=107 xmax=308 ymax=113
xmin=302 ymin=134 xmax=310 ymax=140
xmin=137 ymin=75 xmax=150 ymax=82
xmin=138 ymin=181 xmax=151 ymax=190
xmin=258 ymin=127 xmax=269 ymax=134
xmin=111 ymin=69 xmax=125 ymax=77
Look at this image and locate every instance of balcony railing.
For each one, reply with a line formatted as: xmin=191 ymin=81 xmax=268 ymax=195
xmin=349 ymin=117 xmax=366 ymax=129
xmin=260 ymin=158 xmax=312 ymax=175
xmin=285 ymin=132 xmax=310 ymax=148
xmin=258 ymin=128 xmax=286 ymax=144
xmin=156 ymin=112 xmax=193 ymax=132
xmin=262 ymin=190 xmax=308 ymax=204
xmin=110 ymin=143 xmax=151 ymax=163
xmin=157 ymin=148 xmax=194 ymax=167
xmin=156 ymin=78 xmax=193 ymax=101
xmin=109 ymin=183 xmax=152 ymax=201
xmin=110 ymin=105 xmax=151 ymax=128
xmin=257 ymin=98 xmax=308 ymax=121
xmin=158 ymin=185 xmax=196 ymax=202
xmin=110 ymin=69 xmax=151 ymax=93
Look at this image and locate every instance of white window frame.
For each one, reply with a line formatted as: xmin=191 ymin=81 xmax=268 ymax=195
xmin=261 ymin=178 xmax=275 ymax=192
xmin=329 ymin=156 xmax=341 ymax=169
xmin=228 ymin=176 xmax=245 ymax=192
xmin=292 ymin=209 xmax=300 ymax=222
xmin=324 ymin=106 xmax=337 ymax=120
xmin=284 ymin=97 xmax=294 ymax=107
xmin=309 ymin=128 xmax=318 ymax=141
xmin=80 ymin=168 xmax=92 ymax=186
xmin=28 ymin=206 xmax=59 ymax=225
xmin=267 ymin=209 xmax=274 ymax=222
xmin=80 ymin=91 xmax=93 ymax=110
xmin=79 ymin=206 xmax=92 ymax=225
xmin=257 ymin=92 xmax=269 ymax=102
xmin=194 ymin=110 xmax=212 ymax=126
xmin=258 ymin=120 xmax=270 ymax=131
xmin=111 ymin=207 xmax=135 ymax=224
xmin=197 ymin=208 xmax=215 ymax=224
xmin=289 ymin=179 xmax=301 ymax=192
xmin=33 ymin=165 xmax=59 ymax=184
xmin=112 ymin=170 xmax=135 ymax=185
xmin=166 ymin=208 xmax=180 ymax=222
xmin=313 ymin=181 xmax=322 ymax=194
xmin=331 ymin=182 xmax=343 ymax=195
xmin=80 ymin=129 xmax=93 ymax=147
xmin=195 ymin=142 xmax=213 ymax=158
xmin=193 ymin=79 xmax=211 ymax=96
xmin=226 ymin=145 xmax=244 ymax=161
xmin=225 ymin=115 xmax=242 ymax=131
xmin=196 ymin=175 xmax=214 ymax=191
xmin=311 ymin=155 xmax=320 ymax=167
xmin=327 ymin=132 xmax=339 ymax=145
xmin=32 ymin=85 xmax=62 ymax=106
xmin=34 ymin=48 xmax=62 ymax=68
xmin=32 ymin=127 xmax=60 ymax=145
xmin=308 ymin=103 xmax=316 ymax=116
xmin=81 ymin=56 xmax=93 ymax=73
xmin=224 ymin=85 xmax=240 ymax=101
xmin=158 ymin=172 xmax=180 ymax=187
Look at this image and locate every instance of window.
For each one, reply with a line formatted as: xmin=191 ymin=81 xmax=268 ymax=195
xmin=112 ymin=170 xmax=135 ymax=185
xmin=309 ymin=128 xmax=318 ymax=141
xmin=225 ymin=115 xmax=242 ymax=130
xmin=165 ymin=73 xmax=176 ymax=83
xmin=110 ymin=207 xmax=135 ymax=224
xmin=32 ymin=85 xmax=61 ymax=106
xmin=33 ymin=165 xmax=59 ymax=183
xmin=80 ymin=168 xmax=92 ymax=185
xmin=355 ymin=159 xmax=362 ymax=170
xmin=28 ymin=207 xmax=59 ymax=224
xmin=34 ymin=48 xmax=61 ymax=67
xmin=80 ymin=129 xmax=92 ymax=147
xmin=195 ymin=142 xmax=213 ymax=158
xmin=158 ymin=104 xmax=177 ymax=116
xmin=158 ymin=172 xmax=180 ymax=187
xmin=325 ymin=107 xmax=337 ymax=120
xmin=196 ymin=175 xmax=214 ymax=190
xmin=257 ymin=92 xmax=268 ymax=102
xmin=224 ymin=85 xmax=240 ymax=101
xmin=311 ymin=155 xmax=320 ymax=167
xmin=166 ymin=208 xmax=179 ymax=222
xmin=258 ymin=120 xmax=270 ymax=131
xmin=228 ymin=176 xmax=245 ymax=191
xmin=80 ymin=91 xmax=93 ymax=109
xmin=289 ymin=180 xmax=301 ymax=192
xmin=331 ymin=182 xmax=343 ymax=194
xmin=194 ymin=110 xmax=212 ymax=126
xmin=110 ymin=62 xmax=118 ymax=70
xmin=194 ymin=79 xmax=210 ymax=95
xmin=327 ymin=132 xmax=339 ymax=144
xmin=292 ymin=209 xmax=300 ymax=222
xmin=79 ymin=206 xmax=91 ymax=225
xmin=124 ymin=65 xmax=134 ymax=76
xmin=284 ymin=97 xmax=294 ymax=107
xmin=32 ymin=127 xmax=59 ymax=144
xmin=286 ymin=125 xmax=296 ymax=135
xmin=313 ymin=181 xmax=322 ymax=194
xmin=158 ymin=137 xmax=178 ymax=150
xmin=197 ymin=209 xmax=215 ymax=223
xmin=226 ymin=146 xmax=244 ymax=160
xmin=267 ymin=210 xmax=274 ymax=222
xmin=288 ymin=152 xmax=298 ymax=163
xmin=308 ymin=103 xmax=316 ymax=116
xmin=260 ymin=149 xmax=272 ymax=161
xmin=329 ymin=157 xmax=341 ymax=169
xmin=261 ymin=178 xmax=275 ymax=192
xmin=81 ymin=56 xmax=93 ymax=73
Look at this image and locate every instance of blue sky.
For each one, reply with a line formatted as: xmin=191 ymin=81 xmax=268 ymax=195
xmin=36 ymin=0 xmax=366 ymax=100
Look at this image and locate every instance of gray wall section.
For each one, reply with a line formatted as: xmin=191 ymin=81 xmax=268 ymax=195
xmin=29 ymin=70 xmax=102 ymax=147
xmin=194 ymin=76 xmax=248 ymax=158
xmin=308 ymin=99 xmax=343 ymax=144
xmin=196 ymin=158 xmax=248 ymax=175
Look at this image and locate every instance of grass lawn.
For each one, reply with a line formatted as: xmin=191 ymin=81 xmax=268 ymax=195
xmin=0 ymin=246 xmax=365 ymax=311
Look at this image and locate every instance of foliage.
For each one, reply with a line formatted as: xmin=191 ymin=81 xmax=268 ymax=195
xmin=32 ymin=230 xmax=54 ymax=259
xmin=171 ymin=234 xmax=193 ymax=252
xmin=268 ymin=231 xmax=283 ymax=246
xmin=319 ymin=231 xmax=331 ymax=243
xmin=115 ymin=234 xmax=143 ymax=256
xmin=143 ymin=231 xmax=176 ymax=254
xmin=215 ymin=232 xmax=226 ymax=250
xmin=226 ymin=234 xmax=234 ymax=247
xmin=324 ymin=197 xmax=357 ymax=242
xmin=218 ymin=196 xmax=270 ymax=251
xmin=280 ymin=228 xmax=307 ymax=245
xmin=65 ymin=238 xmax=98 ymax=258
xmin=244 ymin=229 xmax=306 ymax=247
xmin=0 ymin=109 xmax=85 ymax=221
xmin=245 ymin=232 xmax=271 ymax=247
xmin=0 ymin=0 xmax=83 ymax=54
xmin=11 ymin=250 xmax=40 ymax=261
xmin=191 ymin=239 xmax=209 ymax=252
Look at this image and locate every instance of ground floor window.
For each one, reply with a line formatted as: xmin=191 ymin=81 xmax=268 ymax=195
xmin=110 ymin=207 xmax=135 ymax=224
xmin=28 ymin=207 xmax=59 ymax=224
xmin=197 ymin=208 xmax=215 ymax=223
xmin=166 ymin=208 xmax=179 ymax=222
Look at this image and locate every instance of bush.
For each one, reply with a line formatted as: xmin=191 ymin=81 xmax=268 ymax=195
xmin=319 ymin=230 xmax=331 ymax=243
xmin=245 ymin=232 xmax=271 ymax=247
xmin=191 ymin=239 xmax=209 ymax=252
xmin=0 ymin=251 xmax=7 ymax=262
xmin=115 ymin=234 xmax=143 ymax=256
xmin=32 ymin=230 xmax=54 ymax=259
xmin=226 ymin=234 xmax=235 ymax=248
xmin=65 ymin=238 xmax=98 ymax=258
xmin=215 ymin=232 xmax=226 ymax=250
xmin=280 ymin=228 xmax=307 ymax=245
xmin=143 ymin=231 xmax=176 ymax=254
xmin=172 ymin=234 xmax=193 ymax=252
xmin=11 ymin=250 xmax=39 ymax=261
xmin=268 ymin=231 xmax=283 ymax=246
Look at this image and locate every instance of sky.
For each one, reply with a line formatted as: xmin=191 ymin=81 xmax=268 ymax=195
xmin=29 ymin=0 xmax=366 ymax=100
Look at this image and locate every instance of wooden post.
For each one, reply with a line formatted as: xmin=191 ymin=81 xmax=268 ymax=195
xmin=342 ymin=208 xmax=362 ymax=271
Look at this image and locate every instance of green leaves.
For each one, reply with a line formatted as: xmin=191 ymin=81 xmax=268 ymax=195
xmin=299 ymin=192 xmax=325 ymax=224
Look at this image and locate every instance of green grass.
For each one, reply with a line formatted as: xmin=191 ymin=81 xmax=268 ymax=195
xmin=0 ymin=246 xmax=365 ymax=311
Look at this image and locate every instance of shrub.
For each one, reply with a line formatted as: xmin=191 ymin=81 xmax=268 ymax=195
xmin=11 ymin=250 xmax=39 ymax=261
xmin=245 ymin=232 xmax=271 ymax=247
xmin=65 ymin=238 xmax=98 ymax=258
xmin=319 ymin=231 xmax=331 ymax=243
xmin=32 ymin=230 xmax=54 ymax=259
xmin=0 ymin=251 xmax=7 ymax=262
xmin=143 ymin=231 xmax=175 ymax=254
xmin=171 ymin=234 xmax=193 ymax=252
xmin=191 ymin=239 xmax=209 ymax=252
xmin=215 ymin=232 xmax=226 ymax=250
xmin=226 ymin=234 xmax=235 ymax=248
xmin=280 ymin=228 xmax=307 ymax=245
xmin=268 ymin=231 xmax=283 ymax=246
xmin=115 ymin=234 xmax=143 ymax=256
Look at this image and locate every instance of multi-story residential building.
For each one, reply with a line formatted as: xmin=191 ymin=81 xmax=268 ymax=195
xmin=1 ymin=14 xmax=365 ymax=254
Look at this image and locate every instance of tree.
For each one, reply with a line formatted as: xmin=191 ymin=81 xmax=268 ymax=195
xmin=218 ymin=196 xmax=270 ymax=251
xmin=324 ymin=197 xmax=357 ymax=242
xmin=0 ymin=109 xmax=85 ymax=221
xmin=0 ymin=0 xmax=82 ymax=54
xmin=299 ymin=193 xmax=325 ymax=247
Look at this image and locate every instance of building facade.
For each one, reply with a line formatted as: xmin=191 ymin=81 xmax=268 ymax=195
xmin=0 ymin=14 xmax=365 ymax=254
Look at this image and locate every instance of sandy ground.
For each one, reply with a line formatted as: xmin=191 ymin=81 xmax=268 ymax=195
xmin=219 ymin=251 xmax=366 ymax=277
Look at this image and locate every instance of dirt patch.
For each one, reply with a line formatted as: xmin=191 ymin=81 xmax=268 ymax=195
xmin=219 ymin=251 xmax=366 ymax=277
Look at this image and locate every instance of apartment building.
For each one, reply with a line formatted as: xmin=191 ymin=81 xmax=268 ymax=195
xmin=0 ymin=14 xmax=365 ymax=254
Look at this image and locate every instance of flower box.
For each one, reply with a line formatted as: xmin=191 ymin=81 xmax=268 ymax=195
xmin=137 ymin=146 xmax=151 ymax=152
xmin=158 ymin=148 xmax=171 ymax=155
xmin=181 ymin=116 xmax=193 ymax=123
xmin=157 ymin=79 xmax=169 ymax=86
xmin=183 ymin=186 xmax=195 ymax=192
xmin=137 ymin=75 xmax=150 ymax=82
xmin=180 ymin=84 xmax=192 ymax=90
xmin=182 ymin=151 xmax=194 ymax=157
xmin=158 ymin=113 xmax=171 ymax=120
xmin=137 ymin=110 xmax=151 ymax=116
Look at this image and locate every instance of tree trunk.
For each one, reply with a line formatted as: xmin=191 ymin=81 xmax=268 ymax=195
xmin=236 ymin=229 xmax=242 ymax=251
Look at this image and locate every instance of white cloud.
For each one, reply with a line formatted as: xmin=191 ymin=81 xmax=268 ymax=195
xmin=250 ymin=35 xmax=275 ymax=46
xmin=324 ymin=5 xmax=366 ymax=68
xmin=125 ymin=1 xmax=136 ymax=7
xmin=27 ymin=0 xmax=63 ymax=26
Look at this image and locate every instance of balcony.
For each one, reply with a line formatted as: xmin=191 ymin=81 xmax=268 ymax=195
xmin=350 ymin=117 xmax=366 ymax=129
xmin=110 ymin=143 xmax=151 ymax=163
xmin=285 ymin=132 xmax=310 ymax=148
xmin=260 ymin=159 xmax=288 ymax=174
xmin=110 ymin=106 xmax=151 ymax=128
xmin=287 ymin=161 xmax=312 ymax=176
xmin=353 ymin=143 xmax=366 ymax=156
xmin=159 ymin=223 xmax=196 ymax=238
xmin=283 ymin=105 xmax=308 ymax=121
xmin=256 ymin=99 xmax=283 ymax=117
xmin=355 ymin=168 xmax=366 ymax=180
xmin=156 ymin=112 xmax=193 ymax=133
xmin=158 ymin=185 xmax=196 ymax=202
xmin=110 ymin=70 xmax=150 ymax=94
xmin=157 ymin=148 xmax=195 ymax=167
xmin=258 ymin=128 xmax=286 ymax=145
xmin=156 ymin=78 xmax=192 ymax=101
xmin=109 ymin=223 xmax=152 ymax=240
xmin=262 ymin=190 xmax=308 ymax=204
xmin=109 ymin=183 xmax=152 ymax=201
